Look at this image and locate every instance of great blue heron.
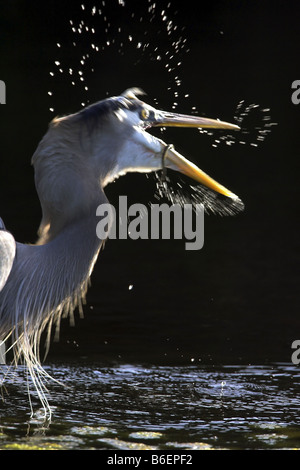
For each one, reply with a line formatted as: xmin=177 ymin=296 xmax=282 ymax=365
xmin=0 ymin=88 xmax=242 ymax=417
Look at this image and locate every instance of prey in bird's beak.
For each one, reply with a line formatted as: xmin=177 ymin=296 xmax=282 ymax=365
xmin=149 ymin=108 xmax=241 ymax=200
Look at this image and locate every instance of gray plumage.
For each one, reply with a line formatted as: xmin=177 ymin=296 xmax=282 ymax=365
xmin=0 ymin=89 xmax=242 ymax=418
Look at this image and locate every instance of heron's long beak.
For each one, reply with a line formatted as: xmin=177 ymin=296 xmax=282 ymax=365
xmin=163 ymin=145 xmax=239 ymax=199
xmin=154 ymin=110 xmax=240 ymax=131
xmin=154 ymin=111 xmax=240 ymax=200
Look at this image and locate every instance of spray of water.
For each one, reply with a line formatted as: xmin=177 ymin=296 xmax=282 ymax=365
xmin=47 ymin=1 xmax=275 ymax=215
xmin=48 ymin=1 xmax=189 ymax=113
xmin=154 ymin=173 xmax=245 ymax=216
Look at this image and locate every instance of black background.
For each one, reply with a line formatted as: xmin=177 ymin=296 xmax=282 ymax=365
xmin=0 ymin=0 xmax=299 ymax=366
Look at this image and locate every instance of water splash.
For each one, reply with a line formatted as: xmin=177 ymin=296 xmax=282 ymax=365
xmin=208 ymin=101 xmax=278 ymax=150
xmin=153 ymin=173 xmax=245 ymax=216
xmin=47 ymin=1 xmax=275 ymax=215
xmin=47 ymin=1 xmax=275 ymax=149
xmin=47 ymin=1 xmax=189 ymax=114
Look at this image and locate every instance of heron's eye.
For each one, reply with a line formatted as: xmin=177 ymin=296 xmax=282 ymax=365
xmin=140 ymin=108 xmax=150 ymax=120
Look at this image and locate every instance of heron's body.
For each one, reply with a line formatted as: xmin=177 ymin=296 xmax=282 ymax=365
xmin=0 ymin=89 xmax=243 ymax=418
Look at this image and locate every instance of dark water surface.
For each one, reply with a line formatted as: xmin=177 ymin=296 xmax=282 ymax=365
xmin=1 ymin=362 xmax=300 ymax=450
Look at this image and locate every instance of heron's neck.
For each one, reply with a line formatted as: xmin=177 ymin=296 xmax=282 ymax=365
xmin=0 ymin=207 xmax=105 ymax=339
xmin=41 ymin=210 xmax=104 ymax=286
xmin=36 ymin=186 xmax=107 ymax=245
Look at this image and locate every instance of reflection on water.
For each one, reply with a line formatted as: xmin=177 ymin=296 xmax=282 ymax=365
xmin=1 ymin=363 xmax=300 ymax=449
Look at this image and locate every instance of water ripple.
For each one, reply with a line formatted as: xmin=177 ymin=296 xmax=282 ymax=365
xmin=0 ymin=363 xmax=300 ymax=449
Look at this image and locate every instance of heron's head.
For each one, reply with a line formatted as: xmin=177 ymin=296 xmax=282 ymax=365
xmin=70 ymin=88 xmax=240 ymax=199
xmin=32 ymin=88 xmax=242 ymax=241
xmin=33 ymin=87 xmax=241 ymax=226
